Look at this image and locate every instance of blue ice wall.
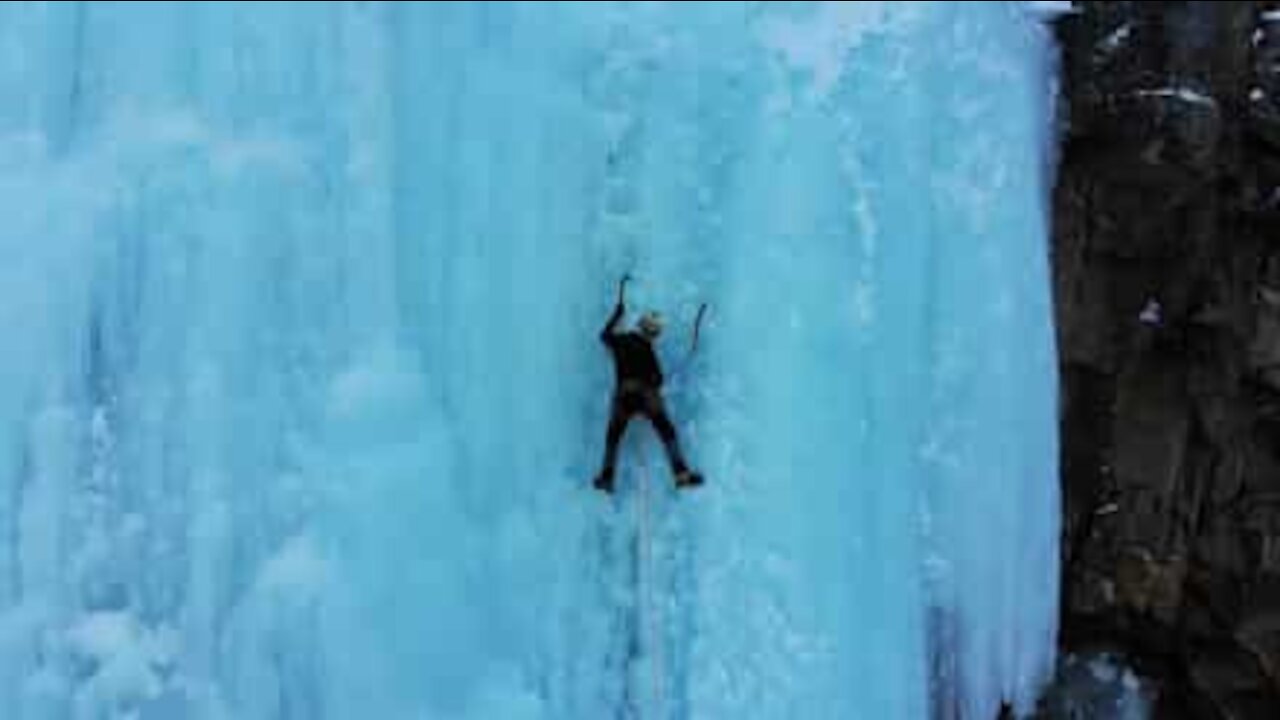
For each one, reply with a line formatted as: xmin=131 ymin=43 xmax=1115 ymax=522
xmin=0 ymin=3 xmax=1059 ymax=719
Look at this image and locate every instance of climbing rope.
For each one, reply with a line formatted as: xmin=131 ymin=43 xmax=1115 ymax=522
xmin=643 ymin=301 xmax=704 ymax=718
xmin=636 ymin=453 xmax=665 ymax=718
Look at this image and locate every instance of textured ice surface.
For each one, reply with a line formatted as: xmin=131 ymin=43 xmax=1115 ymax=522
xmin=0 ymin=3 xmax=1059 ymax=718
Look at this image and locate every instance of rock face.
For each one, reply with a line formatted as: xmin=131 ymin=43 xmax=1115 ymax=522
xmin=1053 ymin=2 xmax=1280 ymax=717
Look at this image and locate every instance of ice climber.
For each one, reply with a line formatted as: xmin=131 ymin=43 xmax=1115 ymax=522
xmin=592 ymin=275 xmax=704 ymax=494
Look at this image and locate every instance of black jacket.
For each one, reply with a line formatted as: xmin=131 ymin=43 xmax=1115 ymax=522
xmin=600 ymin=303 xmax=663 ymax=388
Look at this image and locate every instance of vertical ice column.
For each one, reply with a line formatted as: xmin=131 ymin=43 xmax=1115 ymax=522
xmin=918 ymin=5 xmax=1061 ymax=718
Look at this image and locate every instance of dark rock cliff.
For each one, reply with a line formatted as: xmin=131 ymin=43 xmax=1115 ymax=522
xmin=1052 ymin=1 xmax=1280 ymax=717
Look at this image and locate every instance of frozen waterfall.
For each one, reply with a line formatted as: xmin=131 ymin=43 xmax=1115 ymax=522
xmin=0 ymin=2 xmax=1059 ymax=719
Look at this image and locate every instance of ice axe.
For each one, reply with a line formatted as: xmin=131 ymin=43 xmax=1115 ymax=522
xmin=689 ymin=302 xmax=707 ymax=356
xmin=618 ymin=273 xmax=632 ymax=305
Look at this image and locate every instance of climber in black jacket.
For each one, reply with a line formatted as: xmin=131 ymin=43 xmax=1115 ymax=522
xmin=593 ymin=275 xmax=703 ymax=494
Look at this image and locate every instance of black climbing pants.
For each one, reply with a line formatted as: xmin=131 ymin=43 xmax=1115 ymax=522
xmin=599 ymin=381 xmax=689 ymax=480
